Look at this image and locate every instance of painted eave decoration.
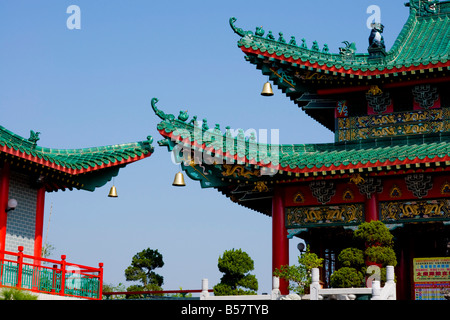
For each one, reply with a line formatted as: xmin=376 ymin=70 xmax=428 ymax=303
xmin=0 ymin=125 xmax=154 ymax=192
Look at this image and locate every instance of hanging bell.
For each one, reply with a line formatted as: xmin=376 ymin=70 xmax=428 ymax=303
xmin=172 ymin=172 xmax=186 ymax=187
xmin=108 ymin=185 xmax=118 ymax=197
xmin=261 ymin=81 xmax=274 ymax=96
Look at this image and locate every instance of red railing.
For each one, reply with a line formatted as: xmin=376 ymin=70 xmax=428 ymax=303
xmin=0 ymin=246 xmax=103 ymax=300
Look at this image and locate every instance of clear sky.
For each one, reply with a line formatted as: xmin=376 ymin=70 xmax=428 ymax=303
xmin=0 ymin=0 xmax=410 ymax=294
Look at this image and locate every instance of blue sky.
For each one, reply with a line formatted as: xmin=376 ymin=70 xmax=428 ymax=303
xmin=0 ymin=0 xmax=409 ymax=294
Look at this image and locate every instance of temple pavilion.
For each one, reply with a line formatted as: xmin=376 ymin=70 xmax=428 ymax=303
xmin=153 ymin=0 xmax=450 ymax=300
xmin=0 ymin=125 xmax=153 ymax=262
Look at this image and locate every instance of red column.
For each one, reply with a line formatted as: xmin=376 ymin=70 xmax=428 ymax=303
xmin=33 ymin=186 xmax=45 ymax=263
xmin=0 ymin=162 xmax=10 ymax=256
xmin=272 ymin=186 xmax=289 ymax=295
xmin=365 ymin=192 xmax=379 ymax=222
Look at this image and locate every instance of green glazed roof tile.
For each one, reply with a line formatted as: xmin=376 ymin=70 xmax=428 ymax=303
xmin=231 ymin=0 xmax=450 ymax=75
xmin=0 ymin=125 xmax=154 ymax=174
xmin=152 ymin=98 xmax=450 ymax=175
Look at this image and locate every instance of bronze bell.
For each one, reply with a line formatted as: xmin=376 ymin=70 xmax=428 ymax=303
xmin=172 ymin=172 xmax=186 ymax=187
xmin=108 ymin=185 xmax=118 ymax=197
xmin=261 ymin=81 xmax=274 ymax=96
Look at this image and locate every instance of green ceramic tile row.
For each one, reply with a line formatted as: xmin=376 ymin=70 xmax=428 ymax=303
xmin=0 ymin=125 xmax=154 ymax=171
xmin=155 ymin=105 xmax=450 ymax=172
xmin=231 ymin=1 xmax=449 ymax=74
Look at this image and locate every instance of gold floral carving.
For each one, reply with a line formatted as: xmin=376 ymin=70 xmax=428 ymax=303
xmin=253 ymin=181 xmax=269 ymax=193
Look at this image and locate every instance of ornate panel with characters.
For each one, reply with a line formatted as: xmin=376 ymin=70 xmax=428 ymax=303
xmin=286 ymin=203 xmax=364 ymax=228
xmin=380 ymin=199 xmax=450 ymax=223
xmin=337 ymin=108 xmax=450 ymax=142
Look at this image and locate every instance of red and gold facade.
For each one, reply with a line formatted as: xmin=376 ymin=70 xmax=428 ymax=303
xmin=154 ymin=1 xmax=450 ymax=300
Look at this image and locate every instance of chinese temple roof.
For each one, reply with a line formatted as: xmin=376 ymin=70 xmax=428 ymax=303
xmin=0 ymin=125 xmax=154 ymax=192
xmin=153 ymin=98 xmax=450 ymax=215
xmin=155 ymin=99 xmax=450 ymax=175
xmin=230 ymin=1 xmax=450 ymax=132
xmin=231 ymin=0 xmax=450 ymax=77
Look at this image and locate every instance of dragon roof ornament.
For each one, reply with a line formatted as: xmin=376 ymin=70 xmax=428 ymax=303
xmin=406 ymin=0 xmax=443 ymax=16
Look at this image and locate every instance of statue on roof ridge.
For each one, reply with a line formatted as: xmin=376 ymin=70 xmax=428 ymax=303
xmin=28 ymin=130 xmax=40 ymax=145
xmin=406 ymin=0 xmax=439 ymax=16
xmin=151 ymin=97 xmax=175 ymax=121
xmin=368 ymin=23 xmax=385 ymax=50
xmin=339 ymin=41 xmax=356 ymax=58
xmin=229 ymin=17 xmax=253 ymax=37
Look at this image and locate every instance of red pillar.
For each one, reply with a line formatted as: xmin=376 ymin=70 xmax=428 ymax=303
xmin=0 ymin=162 xmax=10 ymax=256
xmin=272 ymin=186 xmax=289 ymax=295
xmin=33 ymin=186 xmax=45 ymax=263
xmin=365 ymin=192 xmax=379 ymax=222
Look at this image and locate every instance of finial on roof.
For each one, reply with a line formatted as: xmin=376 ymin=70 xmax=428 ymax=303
xmin=406 ymin=0 xmax=440 ymax=16
xmin=178 ymin=110 xmax=189 ymax=122
xmin=301 ymin=38 xmax=307 ymax=49
xmin=369 ymin=23 xmax=385 ymax=50
xmin=229 ymin=17 xmax=253 ymax=37
xmin=28 ymin=130 xmax=40 ymax=146
xmin=289 ymin=36 xmax=297 ymax=46
xmin=255 ymin=26 xmax=265 ymax=37
xmin=311 ymin=41 xmax=320 ymax=52
xmin=339 ymin=41 xmax=356 ymax=59
xmin=266 ymin=31 xmax=275 ymax=40
xmin=151 ymin=97 xmax=175 ymax=121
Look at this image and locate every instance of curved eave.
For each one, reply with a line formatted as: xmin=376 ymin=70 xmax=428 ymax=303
xmin=240 ymin=45 xmax=450 ymax=78
xmin=0 ymin=142 xmax=153 ymax=175
xmin=158 ymin=122 xmax=450 ymax=179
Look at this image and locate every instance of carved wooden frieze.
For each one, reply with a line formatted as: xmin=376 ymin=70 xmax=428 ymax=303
xmin=381 ymin=199 xmax=450 ymax=223
xmin=286 ymin=203 xmax=364 ymax=227
xmin=336 ymin=108 xmax=449 ymax=142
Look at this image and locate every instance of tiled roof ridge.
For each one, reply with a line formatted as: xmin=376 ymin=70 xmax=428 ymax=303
xmin=0 ymin=124 xmax=154 ymax=173
xmin=152 ymin=98 xmax=450 ymax=173
xmin=230 ymin=1 xmax=450 ymax=74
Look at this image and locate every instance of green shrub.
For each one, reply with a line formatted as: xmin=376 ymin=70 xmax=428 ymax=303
xmin=273 ymin=246 xmax=323 ymax=295
xmin=331 ymin=221 xmax=397 ymax=288
xmin=365 ymin=246 xmax=397 ymax=267
xmin=354 ymin=221 xmax=394 ymax=247
xmin=213 ymin=249 xmax=258 ymax=296
xmin=0 ymin=288 xmax=38 ymax=300
xmin=338 ymin=248 xmax=365 ymax=268
xmin=330 ymin=267 xmax=365 ymax=288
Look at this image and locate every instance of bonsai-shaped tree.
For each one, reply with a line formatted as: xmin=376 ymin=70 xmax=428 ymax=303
xmin=125 ymin=248 xmax=164 ymax=297
xmin=273 ymin=245 xmax=323 ymax=295
xmin=331 ymin=221 xmax=397 ymax=288
xmin=330 ymin=247 xmax=365 ymax=288
xmin=213 ymin=248 xmax=258 ymax=296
